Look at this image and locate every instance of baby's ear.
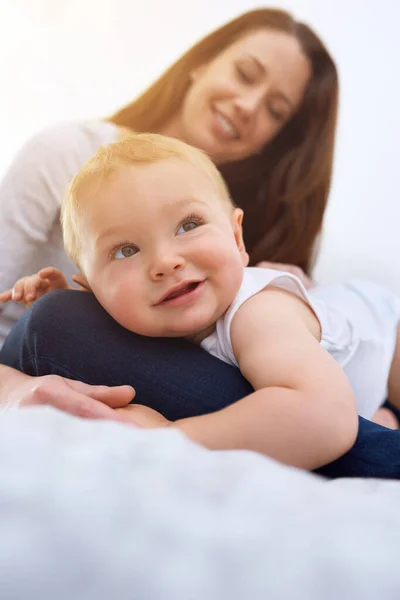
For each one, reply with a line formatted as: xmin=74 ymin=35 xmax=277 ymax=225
xmin=72 ymin=273 xmax=92 ymax=292
xmin=231 ymin=208 xmax=249 ymax=267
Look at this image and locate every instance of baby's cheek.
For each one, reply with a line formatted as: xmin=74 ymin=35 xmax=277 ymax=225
xmin=213 ymin=245 xmax=244 ymax=289
xmin=205 ymin=236 xmax=235 ymax=264
xmin=91 ymin=278 xmax=129 ymax=324
xmin=212 ymin=240 xmax=243 ymax=270
xmin=103 ymin=285 xmax=154 ymax=336
xmin=107 ymin=284 xmax=134 ymax=321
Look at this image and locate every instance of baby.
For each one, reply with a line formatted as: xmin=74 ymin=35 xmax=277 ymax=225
xmin=2 ymin=134 xmax=400 ymax=470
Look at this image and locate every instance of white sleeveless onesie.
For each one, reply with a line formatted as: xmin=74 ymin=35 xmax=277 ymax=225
xmin=200 ymin=267 xmax=400 ymax=418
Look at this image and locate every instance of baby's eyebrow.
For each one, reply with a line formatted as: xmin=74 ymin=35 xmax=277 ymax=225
xmin=169 ymin=198 xmax=209 ymax=210
xmin=93 ymin=198 xmax=211 ymax=250
xmin=94 ymin=226 xmax=129 ymax=249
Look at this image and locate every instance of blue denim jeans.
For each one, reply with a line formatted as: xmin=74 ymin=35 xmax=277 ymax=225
xmin=1 ymin=290 xmax=400 ymax=479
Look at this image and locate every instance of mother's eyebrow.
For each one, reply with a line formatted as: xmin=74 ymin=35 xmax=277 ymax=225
xmin=245 ymin=55 xmax=295 ymax=109
xmin=244 ymin=54 xmax=266 ymax=74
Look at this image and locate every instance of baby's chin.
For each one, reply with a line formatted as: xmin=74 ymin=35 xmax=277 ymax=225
xmin=136 ymin=322 xmax=215 ymax=342
xmin=107 ymin=318 xmax=204 ymax=340
xmin=145 ymin=324 xmax=214 ymax=341
xmin=104 ymin=306 xmax=217 ymax=340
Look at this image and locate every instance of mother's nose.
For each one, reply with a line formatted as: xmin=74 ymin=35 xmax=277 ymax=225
xmin=233 ymin=89 xmax=264 ymax=119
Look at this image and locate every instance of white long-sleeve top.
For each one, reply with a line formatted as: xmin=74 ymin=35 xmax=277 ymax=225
xmin=0 ymin=120 xmax=118 ymax=346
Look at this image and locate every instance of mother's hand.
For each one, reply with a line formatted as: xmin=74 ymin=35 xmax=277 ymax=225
xmin=256 ymin=261 xmax=315 ymax=290
xmin=1 ymin=366 xmax=135 ymax=423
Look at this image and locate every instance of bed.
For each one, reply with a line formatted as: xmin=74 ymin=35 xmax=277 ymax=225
xmin=1 ymin=407 xmax=400 ymax=599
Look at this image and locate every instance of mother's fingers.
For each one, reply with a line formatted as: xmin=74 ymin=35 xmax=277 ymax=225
xmin=25 ymin=377 xmax=134 ymax=422
xmin=64 ymin=379 xmax=136 ymax=408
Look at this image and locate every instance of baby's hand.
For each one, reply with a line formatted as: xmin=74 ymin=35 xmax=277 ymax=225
xmin=116 ymin=404 xmax=171 ymax=429
xmin=0 ymin=267 xmax=70 ymax=307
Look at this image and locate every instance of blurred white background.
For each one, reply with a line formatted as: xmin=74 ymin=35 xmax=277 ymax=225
xmin=0 ymin=0 xmax=399 ymax=290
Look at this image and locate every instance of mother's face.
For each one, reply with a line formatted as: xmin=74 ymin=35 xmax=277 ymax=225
xmin=178 ymin=29 xmax=311 ymax=164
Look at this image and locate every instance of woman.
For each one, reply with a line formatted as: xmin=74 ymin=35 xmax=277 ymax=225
xmin=0 ymin=9 xmax=344 ymax=436
xmin=0 ymin=8 xmax=335 ymax=345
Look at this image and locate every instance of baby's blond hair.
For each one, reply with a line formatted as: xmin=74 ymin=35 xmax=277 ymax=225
xmin=62 ymin=133 xmax=232 ymax=266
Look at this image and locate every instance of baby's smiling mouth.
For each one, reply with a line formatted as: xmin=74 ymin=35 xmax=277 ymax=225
xmin=156 ymin=281 xmax=202 ymax=305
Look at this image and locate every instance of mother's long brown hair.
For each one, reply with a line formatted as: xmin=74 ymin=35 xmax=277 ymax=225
xmin=109 ymin=8 xmax=338 ymax=273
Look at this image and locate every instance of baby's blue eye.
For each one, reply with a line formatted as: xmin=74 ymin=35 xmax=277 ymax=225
xmin=114 ymin=245 xmax=138 ymax=259
xmin=176 ymin=221 xmax=199 ymax=235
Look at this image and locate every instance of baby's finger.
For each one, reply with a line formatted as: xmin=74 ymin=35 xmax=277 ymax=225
xmin=39 ymin=267 xmax=69 ymax=288
xmin=24 ymin=275 xmax=50 ymax=302
xmin=39 ymin=266 xmax=63 ymax=280
xmin=39 ymin=266 xmax=59 ymax=276
xmin=0 ymin=289 xmax=13 ymax=303
xmin=11 ymin=278 xmax=29 ymax=301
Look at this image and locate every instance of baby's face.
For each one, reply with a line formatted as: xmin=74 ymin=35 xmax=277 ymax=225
xmin=78 ymin=158 xmax=248 ymax=340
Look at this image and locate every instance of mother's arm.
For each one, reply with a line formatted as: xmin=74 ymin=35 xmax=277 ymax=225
xmin=0 ymin=124 xmax=87 ymax=312
xmin=0 ymin=122 xmax=117 ymax=346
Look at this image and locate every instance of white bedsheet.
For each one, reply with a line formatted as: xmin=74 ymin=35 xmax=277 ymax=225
xmin=0 ymin=407 xmax=399 ymax=599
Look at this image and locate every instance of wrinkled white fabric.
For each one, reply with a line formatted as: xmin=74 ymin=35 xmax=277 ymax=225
xmin=0 ymin=407 xmax=399 ymax=600
xmin=0 ymin=121 xmax=118 ymax=346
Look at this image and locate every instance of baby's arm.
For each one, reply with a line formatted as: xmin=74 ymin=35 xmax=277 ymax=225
xmin=172 ymin=288 xmax=358 ymax=470
xmin=0 ymin=267 xmax=72 ymax=306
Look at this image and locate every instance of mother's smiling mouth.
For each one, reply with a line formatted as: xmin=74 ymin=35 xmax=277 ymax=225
xmin=212 ymin=107 xmax=241 ymax=140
